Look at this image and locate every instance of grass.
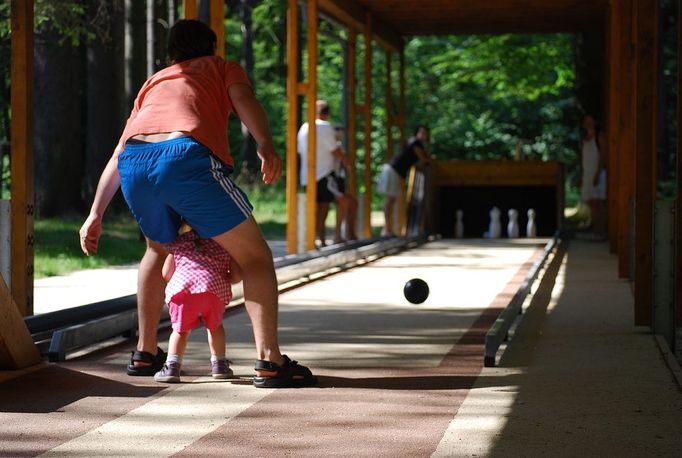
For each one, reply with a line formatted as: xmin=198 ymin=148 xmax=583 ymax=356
xmin=34 ymin=184 xmax=289 ymax=279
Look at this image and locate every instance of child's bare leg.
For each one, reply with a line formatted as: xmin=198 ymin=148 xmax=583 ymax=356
xmin=168 ymin=330 xmax=190 ymax=358
xmin=212 ymin=216 xmax=283 ymax=365
xmin=207 ymin=324 xmax=226 ymax=358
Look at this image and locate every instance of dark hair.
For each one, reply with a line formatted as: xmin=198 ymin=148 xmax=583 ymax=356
xmin=316 ymin=100 xmax=330 ymax=117
xmin=167 ymin=19 xmax=216 ymax=64
xmin=414 ymin=125 xmax=429 ymax=136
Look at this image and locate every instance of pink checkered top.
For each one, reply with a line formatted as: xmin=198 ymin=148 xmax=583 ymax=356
xmin=165 ymin=230 xmax=232 ymax=305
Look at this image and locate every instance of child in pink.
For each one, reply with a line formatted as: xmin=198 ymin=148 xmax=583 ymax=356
xmin=155 ymin=226 xmax=241 ymax=383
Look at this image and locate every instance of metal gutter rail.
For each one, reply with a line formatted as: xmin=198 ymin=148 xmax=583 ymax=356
xmin=484 ymin=235 xmax=559 ymax=367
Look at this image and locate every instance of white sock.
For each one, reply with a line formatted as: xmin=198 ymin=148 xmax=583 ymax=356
xmin=167 ymin=354 xmax=182 ymax=364
xmin=211 ymin=355 xmax=226 ymax=363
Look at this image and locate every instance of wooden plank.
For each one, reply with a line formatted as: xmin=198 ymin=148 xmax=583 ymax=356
xmin=633 ymin=0 xmax=658 ymax=326
xmin=210 ymin=0 xmax=224 ymax=58
xmin=352 ymin=0 xmax=607 ymax=35
xmin=363 ymin=13 xmax=373 ymax=238
xmin=286 ymin=0 xmax=299 ymax=254
xmin=617 ymin=0 xmax=636 ymax=279
xmin=0 ymin=274 xmax=41 ymax=369
xmin=347 ymin=30 xmax=358 ymax=198
xmin=184 ymin=0 xmax=198 ymax=19
xmin=606 ymin=1 xmax=619 ymax=252
xmin=433 ymin=161 xmax=564 ymax=187
xmin=10 ymin=0 xmax=34 ymax=317
xmin=319 ymin=0 xmax=403 ymax=51
xmin=306 ymin=0 xmax=319 ymax=251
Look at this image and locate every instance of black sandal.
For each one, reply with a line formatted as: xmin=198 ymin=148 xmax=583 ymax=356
xmin=126 ymin=347 xmax=166 ymax=376
xmin=253 ymin=355 xmax=318 ymax=388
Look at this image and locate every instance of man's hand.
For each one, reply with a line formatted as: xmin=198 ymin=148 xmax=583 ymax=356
xmin=79 ymin=214 xmax=103 ymax=256
xmin=258 ymin=141 xmax=282 ymax=185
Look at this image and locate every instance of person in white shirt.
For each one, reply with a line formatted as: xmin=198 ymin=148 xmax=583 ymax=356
xmin=297 ymin=100 xmax=355 ymax=246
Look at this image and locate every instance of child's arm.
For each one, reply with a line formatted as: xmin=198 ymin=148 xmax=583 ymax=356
xmin=162 ymin=254 xmax=175 ymax=282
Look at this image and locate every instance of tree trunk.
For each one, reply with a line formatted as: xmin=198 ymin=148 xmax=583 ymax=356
xmin=83 ymin=0 xmax=126 ymax=213
xmin=240 ymin=0 xmax=258 ymax=178
xmin=34 ymin=28 xmax=85 ymax=216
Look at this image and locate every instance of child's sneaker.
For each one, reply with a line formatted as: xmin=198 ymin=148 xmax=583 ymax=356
xmin=211 ymin=359 xmax=234 ymax=379
xmin=154 ymin=361 xmax=181 ymax=383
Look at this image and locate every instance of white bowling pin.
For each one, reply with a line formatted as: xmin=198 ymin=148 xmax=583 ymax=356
xmin=488 ymin=207 xmax=501 ymax=239
xmin=455 ymin=209 xmax=464 ymax=238
xmin=527 ymin=208 xmax=537 ymax=237
xmin=507 ymin=208 xmax=519 ymax=238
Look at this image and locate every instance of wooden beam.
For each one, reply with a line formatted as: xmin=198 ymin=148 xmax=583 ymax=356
xmin=633 ymin=0 xmax=658 ymax=326
xmin=286 ymin=0 xmax=299 ymax=254
xmin=297 ymin=82 xmax=309 ymax=95
xmin=363 ymin=13 xmax=373 ymax=239
xmin=0 ymin=274 xmax=41 ymax=369
xmin=606 ymin=1 xmax=619 ymax=253
xmin=210 ymin=0 xmax=224 ymax=58
xmin=10 ymin=0 xmax=34 ymax=317
xmin=184 ymin=0 xmax=198 ymax=19
xmin=318 ymin=0 xmax=403 ymax=52
xmin=347 ymin=30 xmax=358 ymax=199
xmin=306 ymin=0 xmax=319 ymax=250
xmin=617 ymin=0 xmax=636 ymax=279
xmin=677 ymin=0 xmax=682 ymax=328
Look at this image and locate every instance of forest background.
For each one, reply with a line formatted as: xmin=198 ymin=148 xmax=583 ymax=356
xmin=0 ymin=0 xmax=678 ymax=277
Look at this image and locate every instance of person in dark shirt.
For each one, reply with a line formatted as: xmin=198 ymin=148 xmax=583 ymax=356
xmin=376 ymin=125 xmax=431 ymax=236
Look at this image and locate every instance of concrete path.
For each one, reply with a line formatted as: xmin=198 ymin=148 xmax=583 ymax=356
xmin=2 ymin=239 xmax=681 ymax=457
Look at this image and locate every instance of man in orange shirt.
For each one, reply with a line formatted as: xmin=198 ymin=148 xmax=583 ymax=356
xmin=79 ymin=20 xmax=316 ymax=388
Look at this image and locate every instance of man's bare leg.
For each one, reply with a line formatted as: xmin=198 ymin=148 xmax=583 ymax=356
xmin=212 ymin=216 xmax=283 ymax=364
xmin=133 ymin=239 xmax=167 ymax=364
xmin=383 ymin=195 xmax=396 ymax=236
xmin=316 ymin=202 xmax=330 ymax=247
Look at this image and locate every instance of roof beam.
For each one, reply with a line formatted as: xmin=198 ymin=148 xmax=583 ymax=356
xmin=318 ymin=0 xmax=403 ymax=51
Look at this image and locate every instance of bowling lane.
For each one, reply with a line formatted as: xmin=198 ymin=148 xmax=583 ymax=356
xmin=14 ymin=239 xmax=544 ymax=457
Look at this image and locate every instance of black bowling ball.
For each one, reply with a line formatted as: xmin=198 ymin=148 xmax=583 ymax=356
xmin=404 ymin=278 xmax=429 ymax=304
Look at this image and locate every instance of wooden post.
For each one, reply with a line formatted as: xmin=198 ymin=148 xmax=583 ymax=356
xmin=10 ymin=0 xmax=34 ymax=317
xmin=606 ymin=1 xmax=620 ymax=253
xmin=347 ymin=30 xmax=358 ymax=200
xmin=0 ymin=275 xmax=41 ymax=369
xmin=184 ymin=0 xmax=198 ymax=19
xmin=633 ymin=0 xmax=658 ymax=326
xmin=617 ymin=0 xmax=636 ymax=279
xmin=306 ymin=0 xmax=318 ymax=250
xmin=363 ymin=13 xmax=373 ymax=239
xmin=398 ymin=47 xmax=407 ymax=234
xmin=386 ymin=49 xmax=393 ymax=161
xmin=286 ymin=0 xmax=299 ymax=254
xmin=210 ymin=0 xmax=224 ymax=58
xmin=677 ymin=0 xmax=682 ymax=329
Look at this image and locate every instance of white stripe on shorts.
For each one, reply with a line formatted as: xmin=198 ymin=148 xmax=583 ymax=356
xmin=209 ymin=156 xmax=251 ymax=216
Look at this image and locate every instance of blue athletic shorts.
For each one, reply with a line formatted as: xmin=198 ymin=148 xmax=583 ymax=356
xmin=118 ymin=137 xmax=253 ymax=244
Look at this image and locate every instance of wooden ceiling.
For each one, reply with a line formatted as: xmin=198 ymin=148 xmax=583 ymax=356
xmin=352 ymin=0 xmax=609 ymax=36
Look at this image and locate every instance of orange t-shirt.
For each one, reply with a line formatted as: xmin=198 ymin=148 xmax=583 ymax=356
xmin=117 ymin=56 xmax=252 ymax=166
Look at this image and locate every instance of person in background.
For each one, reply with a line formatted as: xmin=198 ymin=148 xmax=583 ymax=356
xmin=579 ymin=114 xmax=607 ymax=239
xmin=297 ymin=100 xmax=355 ymax=247
xmin=376 ymin=125 xmax=431 ymax=236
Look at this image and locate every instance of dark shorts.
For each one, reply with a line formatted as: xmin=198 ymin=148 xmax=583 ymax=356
xmin=118 ymin=137 xmax=253 ymax=244
xmin=335 ymin=174 xmax=346 ymax=194
xmin=316 ymin=172 xmax=343 ymax=203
